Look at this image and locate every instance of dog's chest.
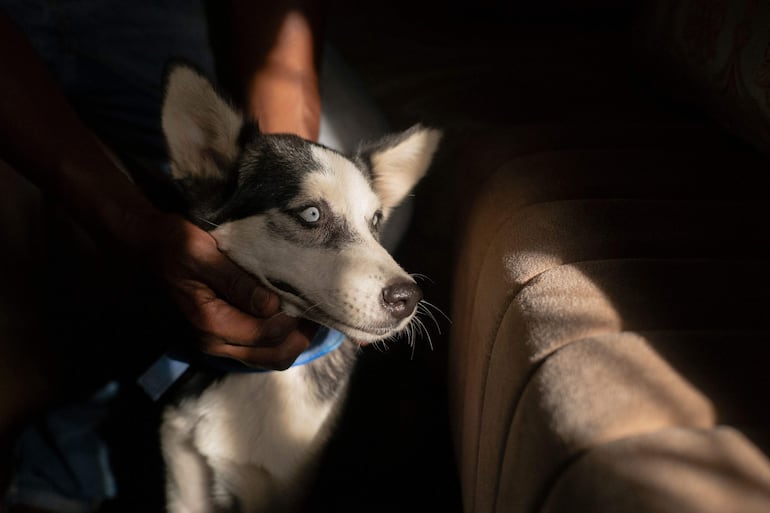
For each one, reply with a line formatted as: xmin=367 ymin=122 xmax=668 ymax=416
xmin=184 ymin=368 xmax=340 ymax=468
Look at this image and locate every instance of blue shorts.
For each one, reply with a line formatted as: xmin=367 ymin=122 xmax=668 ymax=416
xmin=1 ymin=1 xmax=393 ymax=512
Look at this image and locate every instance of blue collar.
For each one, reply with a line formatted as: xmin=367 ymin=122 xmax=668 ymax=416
xmin=137 ymin=327 xmax=346 ymax=401
xmin=289 ymin=326 xmax=346 ymax=366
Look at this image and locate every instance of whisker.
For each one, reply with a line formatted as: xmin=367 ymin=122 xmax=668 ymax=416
xmin=420 ymin=300 xmax=452 ymax=324
xmin=409 ymin=273 xmax=435 ymax=284
xmin=408 ymin=326 xmax=416 ymax=360
xmin=196 ymin=216 xmax=220 ymax=228
xmin=403 ymin=325 xmax=412 ymax=352
xmin=417 ymin=303 xmax=442 ymax=335
xmin=412 ymin=316 xmax=434 ymax=351
xmin=301 ymin=302 xmax=325 ymax=318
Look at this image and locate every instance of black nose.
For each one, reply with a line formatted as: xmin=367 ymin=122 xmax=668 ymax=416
xmin=382 ymin=281 xmax=422 ymax=320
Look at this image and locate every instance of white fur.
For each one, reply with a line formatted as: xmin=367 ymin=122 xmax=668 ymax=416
xmin=163 ymin=365 xmax=350 ymax=513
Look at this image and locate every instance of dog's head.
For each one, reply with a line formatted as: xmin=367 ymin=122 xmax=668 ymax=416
xmin=160 ymin=65 xmax=441 ymax=344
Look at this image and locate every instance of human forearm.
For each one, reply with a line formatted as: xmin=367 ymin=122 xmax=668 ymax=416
xmin=220 ymin=0 xmax=325 ymax=140
xmin=0 ymin=11 xmax=159 ymax=250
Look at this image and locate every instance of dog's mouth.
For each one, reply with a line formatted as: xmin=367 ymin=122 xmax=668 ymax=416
xmin=266 ymin=278 xmax=303 ymax=299
xmin=311 ymin=314 xmax=402 ymax=346
xmin=264 ymin=277 xmax=410 ymax=345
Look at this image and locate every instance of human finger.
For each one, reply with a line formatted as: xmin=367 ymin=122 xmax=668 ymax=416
xmin=199 ymin=327 xmax=311 ymax=370
xmin=172 ymin=278 xmax=297 ymax=345
xmin=202 ymin=248 xmax=282 ymax=318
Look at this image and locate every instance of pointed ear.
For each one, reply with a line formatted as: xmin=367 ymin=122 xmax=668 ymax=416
xmin=359 ymin=124 xmax=442 ymax=212
xmin=161 ymin=64 xmax=243 ymax=180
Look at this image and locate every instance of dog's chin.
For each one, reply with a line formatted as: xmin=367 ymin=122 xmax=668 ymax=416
xmin=328 ymin=324 xmax=396 ymax=347
xmin=324 ymin=323 xmax=404 ymax=347
xmin=299 ymin=306 xmax=409 ymax=347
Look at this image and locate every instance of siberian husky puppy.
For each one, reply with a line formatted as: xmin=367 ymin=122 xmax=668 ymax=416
xmin=158 ymin=65 xmax=441 ymax=513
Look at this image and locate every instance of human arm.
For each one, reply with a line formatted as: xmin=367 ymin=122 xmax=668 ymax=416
xmin=0 ymin=11 xmax=311 ymax=370
xmin=218 ymin=0 xmax=325 ymax=140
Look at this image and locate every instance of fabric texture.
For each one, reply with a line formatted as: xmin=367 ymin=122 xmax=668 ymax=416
xmin=449 ymin=143 xmax=770 ymax=513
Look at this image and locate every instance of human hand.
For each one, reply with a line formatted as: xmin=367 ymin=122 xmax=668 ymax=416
xmin=0 ymin=10 xmax=312 ymax=371
xmin=136 ymin=212 xmax=312 ymax=370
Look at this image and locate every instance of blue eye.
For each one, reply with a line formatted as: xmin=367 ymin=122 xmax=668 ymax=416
xmin=299 ymin=206 xmax=320 ymax=223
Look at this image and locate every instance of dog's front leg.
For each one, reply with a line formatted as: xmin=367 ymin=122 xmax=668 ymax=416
xmin=207 ymin=458 xmax=280 ymax=513
xmin=161 ymin=407 xmax=216 ymax=513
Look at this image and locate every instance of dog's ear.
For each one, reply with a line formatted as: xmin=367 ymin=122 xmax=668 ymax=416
xmin=161 ymin=64 xmax=243 ymax=180
xmin=358 ymin=124 xmax=442 ymax=212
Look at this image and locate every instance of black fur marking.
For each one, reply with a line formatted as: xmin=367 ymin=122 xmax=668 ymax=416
xmin=178 ymin=174 xmax=238 ymax=230
xmin=322 ymin=215 xmax=358 ymax=249
xmin=212 ymin=134 xmax=318 ymax=224
xmin=304 ymin=339 xmax=358 ymax=403
xmin=351 ymin=153 xmax=374 ymax=184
